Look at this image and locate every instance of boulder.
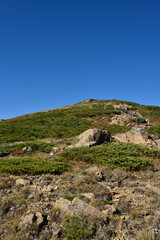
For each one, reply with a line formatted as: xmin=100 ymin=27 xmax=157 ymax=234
xmin=16 ymin=178 xmax=30 ymax=186
xmin=114 ymin=128 xmax=158 ymax=147
xmin=20 ymin=212 xmax=47 ymax=230
xmin=68 ymin=129 xmax=111 ymax=148
xmin=55 ymin=197 xmax=107 ymax=220
xmin=19 ymin=213 xmax=35 ymax=229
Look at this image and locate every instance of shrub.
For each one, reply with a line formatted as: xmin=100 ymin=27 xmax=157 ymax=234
xmin=0 ymin=157 xmax=70 ymax=175
xmin=63 ymin=215 xmax=95 ymax=240
xmin=0 ymin=141 xmax=56 ymax=154
xmin=146 ymin=125 xmax=160 ymax=137
xmin=61 ymin=143 xmax=156 ymax=171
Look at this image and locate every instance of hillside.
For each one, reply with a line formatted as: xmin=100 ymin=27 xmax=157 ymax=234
xmin=0 ymin=99 xmax=160 ymax=240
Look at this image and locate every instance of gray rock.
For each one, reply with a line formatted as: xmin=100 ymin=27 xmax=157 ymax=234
xmin=68 ymin=128 xmax=111 ymax=148
xmin=55 ymin=197 xmax=107 ymax=220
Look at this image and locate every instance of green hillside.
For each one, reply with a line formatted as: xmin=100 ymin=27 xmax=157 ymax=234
xmin=0 ymin=99 xmax=160 ymax=143
xmin=0 ymin=99 xmax=160 ymax=240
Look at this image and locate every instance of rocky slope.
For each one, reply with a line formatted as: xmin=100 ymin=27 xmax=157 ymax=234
xmin=0 ymin=99 xmax=160 ymax=239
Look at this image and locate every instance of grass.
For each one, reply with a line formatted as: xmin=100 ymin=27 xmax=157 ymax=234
xmin=61 ymin=143 xmax=158 ymax=171
xmin=0 ymin=157 xmax=70 ymax=175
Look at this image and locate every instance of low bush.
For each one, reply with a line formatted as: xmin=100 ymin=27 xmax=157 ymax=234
xmin=0 ymin=141 xmax=56 ymax=154
xmin=105 ymin=124 xmax=131 ymax=135
xmin=0 ymin=157 xmax=70 ymax=175
xmin=61 ymin=143 xmax=157 ymax=171
xmin=63 ymin=215 xmax=95 ymax=240
xmin=146 ymin=125 xmax=160 ymax=137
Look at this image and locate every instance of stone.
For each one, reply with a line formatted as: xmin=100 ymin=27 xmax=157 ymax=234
xmin=55 ymin=197 xmax=106 ymax=220
xmin=75 ymin=128 xmax=111 ymax=147
xmin=86 ymin=166 xmax=99 ymax=173
xmin=82 ymin=193 xmax=95 ymax=200
xmin=67 ymin=128 xmax=111 ymax=148
xmin=114 ymin=128 xmax=159 ymax=147
xmin=50 ymin=147 xmax=59 ymax=156
xmin=85 ymin=167 xmax=104 ymax=180
xmin=20 ymin=213 xmax=35 ymax=229
xmin=22 ymin=146 xmax=32 ymax=152
xmin=35 ymin=212 xmax=44 ymax=226
xmin=102 ymin=205 xmax=116 ymax=216
xmin=16 ymin=178 xmax=30 ymax=186
xmin=41 ymin=185 xmax=54 ymax=192
xmin=96 ymin=170 xmax=105 ymax=181
xmin=20 ymin=212 xmax=47 ymax=230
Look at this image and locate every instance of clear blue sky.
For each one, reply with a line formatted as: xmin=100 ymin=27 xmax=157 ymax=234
xmin=0 ymin=0 xmax=160 ymax=119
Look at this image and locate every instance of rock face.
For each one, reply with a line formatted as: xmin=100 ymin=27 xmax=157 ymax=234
xmin=55 ymin=197 xmax=107 ymax=220
xmin=114 ymin=128 xmax=159 ymax=148
xmin=68 ymin=128 xmax=111 ymax=148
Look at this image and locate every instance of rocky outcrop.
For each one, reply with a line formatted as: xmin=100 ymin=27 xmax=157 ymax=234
xmin=111 ymin=114 xmax=132 ymax=126
xmin=114 ymin=128 xmax=159 ymax=148
xmin=55 ymin=197 xmax=107 ymax=220
xmin=68 ymin=128 xmax=111 ymax=148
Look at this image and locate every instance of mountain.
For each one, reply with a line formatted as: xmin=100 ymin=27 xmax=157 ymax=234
xmin=0 ymin=99 xmax=160 ymax=239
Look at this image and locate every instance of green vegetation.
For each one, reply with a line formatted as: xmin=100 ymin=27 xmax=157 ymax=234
xmin=0 ymin=102 xmax=119 ymax=143
xmin=146 ymin=125 xmax=160 ymax=137
xmin=141 ymin=105 xmax=160 ymax=119
xmin=63 ymin=215 xmax=95 ymax=240
xmin=131 ymin=118 xmax=147 ymax=124
xmin=105 ymin=124 xmax=131 ymax=135
xmin=0 ymin=157 xmax=69 ymax=175
xmin=0 ymin=99 xmax=159 ymax=144
xmin=63 ymin=194 xmax=83 ymax=201
xmin=0 ymin=141 xmax=56 ymax=154
xmin=61 ymin=143 xmax=158 ymax=171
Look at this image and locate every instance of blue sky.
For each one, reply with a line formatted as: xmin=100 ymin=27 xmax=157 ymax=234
xmin=0 ymin=0 xmax=160 ymax=119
